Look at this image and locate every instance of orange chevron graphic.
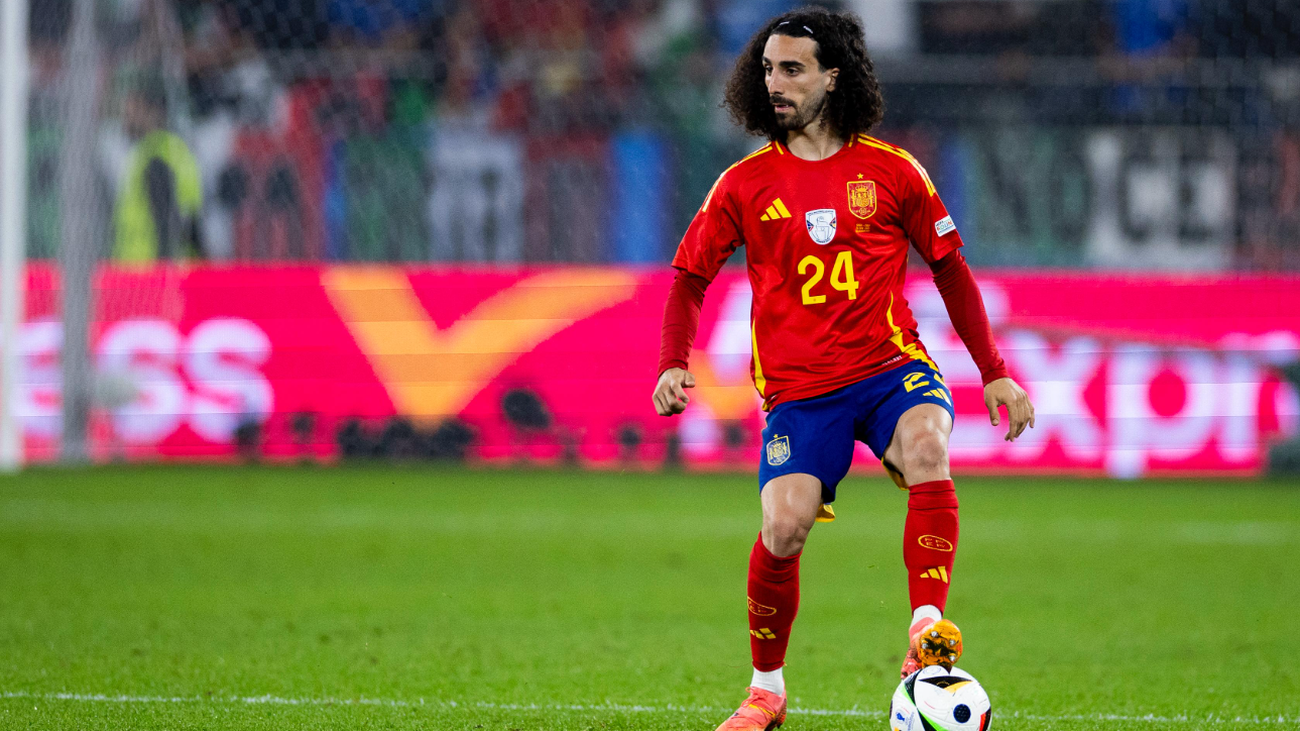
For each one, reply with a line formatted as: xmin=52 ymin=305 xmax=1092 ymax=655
xmin=688 ymin=354 xmax=762 ymax=419
xmin=323 ymin=268 xmax=637 ymax=420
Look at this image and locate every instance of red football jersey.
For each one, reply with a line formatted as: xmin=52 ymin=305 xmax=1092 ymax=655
xmin=671 ymin=134 xmax=964 ymax=409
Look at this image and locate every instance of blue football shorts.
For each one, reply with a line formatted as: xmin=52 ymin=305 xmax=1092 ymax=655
xmin=757 ymin=359 xmax=955 ymax=505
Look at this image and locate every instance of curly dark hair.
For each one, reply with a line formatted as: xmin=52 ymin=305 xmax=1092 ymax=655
xmin=723 ymin=6 xmax=884 ymax=142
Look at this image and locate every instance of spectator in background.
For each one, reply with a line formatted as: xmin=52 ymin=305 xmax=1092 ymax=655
xmin=1192 ymin=0 xmax=1300 ymax=59
xmin=322 ymin=0 xmax=451 ymax=127
xmin=28 ymin=0 xmax=70 ymax=96
xmin=906 ymin=1 xmax=1110 ymax=124
xmin=915 ymin=0 xmax=1107 ymax=57
xmin=179 ymin=0 xmax=258 ymax=120
xmin=624 ymin=0 xmax=737 ymax=234
xmin=224 ymin=0 xmax=330 ymax=54
xmin=476 ymin=0 xmax=609 ymax=132
xmin=1112 ymin=0 xmax=1191 ymax=57
xmin=427 ymin=1 xmax=525 ymax=262
xmin=106 ymin=80 xmax=205 ymax=263
xmin=467 ymin=0 xmax=613 ymax=261
xmin=712 ymin=0 xmax=810 ymax=57
xmin=323 ymin=0 xmax=448 ymax=262
xmin=917 ymin=0 xmax=1038 ymax=55
xmin=326 ymin=0 xmax=446 ymax=50
xmin=176 ymin=0 xmax=288 ymax=260
xmin=1193 ymin=0 xmax=1300 ymax=270
xmin=438 ymin=0 xmax=498 ymax=121
xmin=1102 ymin=0 xmax=1197 ymax=122
xmin=25 ymin=0 xmax=72 ymax=260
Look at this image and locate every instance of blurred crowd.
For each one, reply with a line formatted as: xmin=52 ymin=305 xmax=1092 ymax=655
xmin=20 ymin=0 xmax=1300 ymax=269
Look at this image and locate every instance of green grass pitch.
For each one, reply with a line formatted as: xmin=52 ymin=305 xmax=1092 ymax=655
xmin=0 ymin=464 xmax=1297 ymax=730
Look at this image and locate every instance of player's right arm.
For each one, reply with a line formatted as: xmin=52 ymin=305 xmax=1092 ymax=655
xmin=653 ymin=270 xmax=704 ymax=416
xmin=652 ymin=168 xmax=745 ymax=416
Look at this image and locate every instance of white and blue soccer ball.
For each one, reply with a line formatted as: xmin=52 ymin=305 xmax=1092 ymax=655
xmin=889 ymin=665 xmax=992 ymax=731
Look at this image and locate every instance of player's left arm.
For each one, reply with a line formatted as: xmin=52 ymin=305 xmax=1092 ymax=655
xmin=929 ymin=251 xmax=1034 ymax=441
xmin=896 ymin=155 xmax=1035 ymax=441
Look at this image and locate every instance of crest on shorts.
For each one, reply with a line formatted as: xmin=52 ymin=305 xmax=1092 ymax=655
xmin=766 ymin=435 xmax=791 ymax=466
xmin=847 ymin=180 xmax=877 ymax=219
xmin=805 ymin=208 xmax=837 ymax=245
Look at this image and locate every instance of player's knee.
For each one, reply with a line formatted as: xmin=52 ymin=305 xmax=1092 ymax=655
xmin=763 ymin=515 xmax=810 ymax=556
xmin=900 ymin=427 xmax=950 ymax=478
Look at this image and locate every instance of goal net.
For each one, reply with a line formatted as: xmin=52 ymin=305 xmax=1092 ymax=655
xmin=2 ymin=0 xmax=1298 ymax=467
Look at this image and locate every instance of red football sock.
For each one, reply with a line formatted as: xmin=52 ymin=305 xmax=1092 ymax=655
xmin=903 ymin=479 xmax=959 ymax=612
xmin=747 ymin=532 xmax=800 ymax=672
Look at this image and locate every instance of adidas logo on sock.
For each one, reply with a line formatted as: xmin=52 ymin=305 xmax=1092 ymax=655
xmin=918 ymin=566 xmax=950 ymax=583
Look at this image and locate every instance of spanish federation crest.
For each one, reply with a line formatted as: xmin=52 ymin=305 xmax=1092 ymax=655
xmin=805 ymin=208 xmax=837 ymax=245
xmin=766 ymin=435 xmax=791 ymax=466
xmin=847 ymin=180 xmax=877 ymax=219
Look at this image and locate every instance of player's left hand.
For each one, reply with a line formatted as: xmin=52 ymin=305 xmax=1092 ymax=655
xmin=984 ymin=377 xmax=1034 ymax=441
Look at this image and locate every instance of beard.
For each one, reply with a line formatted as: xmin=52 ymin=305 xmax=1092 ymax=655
xmin=773 ymin=91 xmax=828 ymax=131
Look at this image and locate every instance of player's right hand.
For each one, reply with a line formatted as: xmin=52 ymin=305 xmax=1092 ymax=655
xmin=653 ymin=367 xmax=696 ymax=416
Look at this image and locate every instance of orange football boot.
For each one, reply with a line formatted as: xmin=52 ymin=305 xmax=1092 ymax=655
xmin=715 ymin=686 xmax=787 ymax=731
xmin=899 ymin=617 xmax=963 ymax=678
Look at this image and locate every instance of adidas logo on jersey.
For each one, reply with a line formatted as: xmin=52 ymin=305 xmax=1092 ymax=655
xmin=760 ymin=198 xmax=792 ymax=221
xmin=918 ymin=566 xmax=950 ymax=583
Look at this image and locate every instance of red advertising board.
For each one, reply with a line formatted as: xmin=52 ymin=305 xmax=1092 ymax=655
xmin=9 ymin=264 xmax=1299 ymax=477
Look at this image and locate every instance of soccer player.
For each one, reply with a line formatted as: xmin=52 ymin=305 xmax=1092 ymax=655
xmin=651 ymin=8 xmax=1035 ymax=730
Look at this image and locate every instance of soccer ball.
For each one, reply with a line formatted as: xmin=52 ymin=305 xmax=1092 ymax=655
xmin=889 ymin=665 xmax=992 ymax=731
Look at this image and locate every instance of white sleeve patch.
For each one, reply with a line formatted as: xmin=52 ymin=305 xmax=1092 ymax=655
xmin=935 ymin=215 xmax=957 ymax=237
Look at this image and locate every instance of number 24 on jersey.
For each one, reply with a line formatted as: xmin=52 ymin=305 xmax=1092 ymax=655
xmin=798 ymin=250 xmax=860 ymax=305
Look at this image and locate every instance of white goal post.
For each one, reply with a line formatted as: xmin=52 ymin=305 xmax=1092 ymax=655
xmin=0 ymin=0 xmax=30 ymax=473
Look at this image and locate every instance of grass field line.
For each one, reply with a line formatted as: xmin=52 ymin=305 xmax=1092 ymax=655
xmin=2 ymin=690 xmax=1297 ymax=726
